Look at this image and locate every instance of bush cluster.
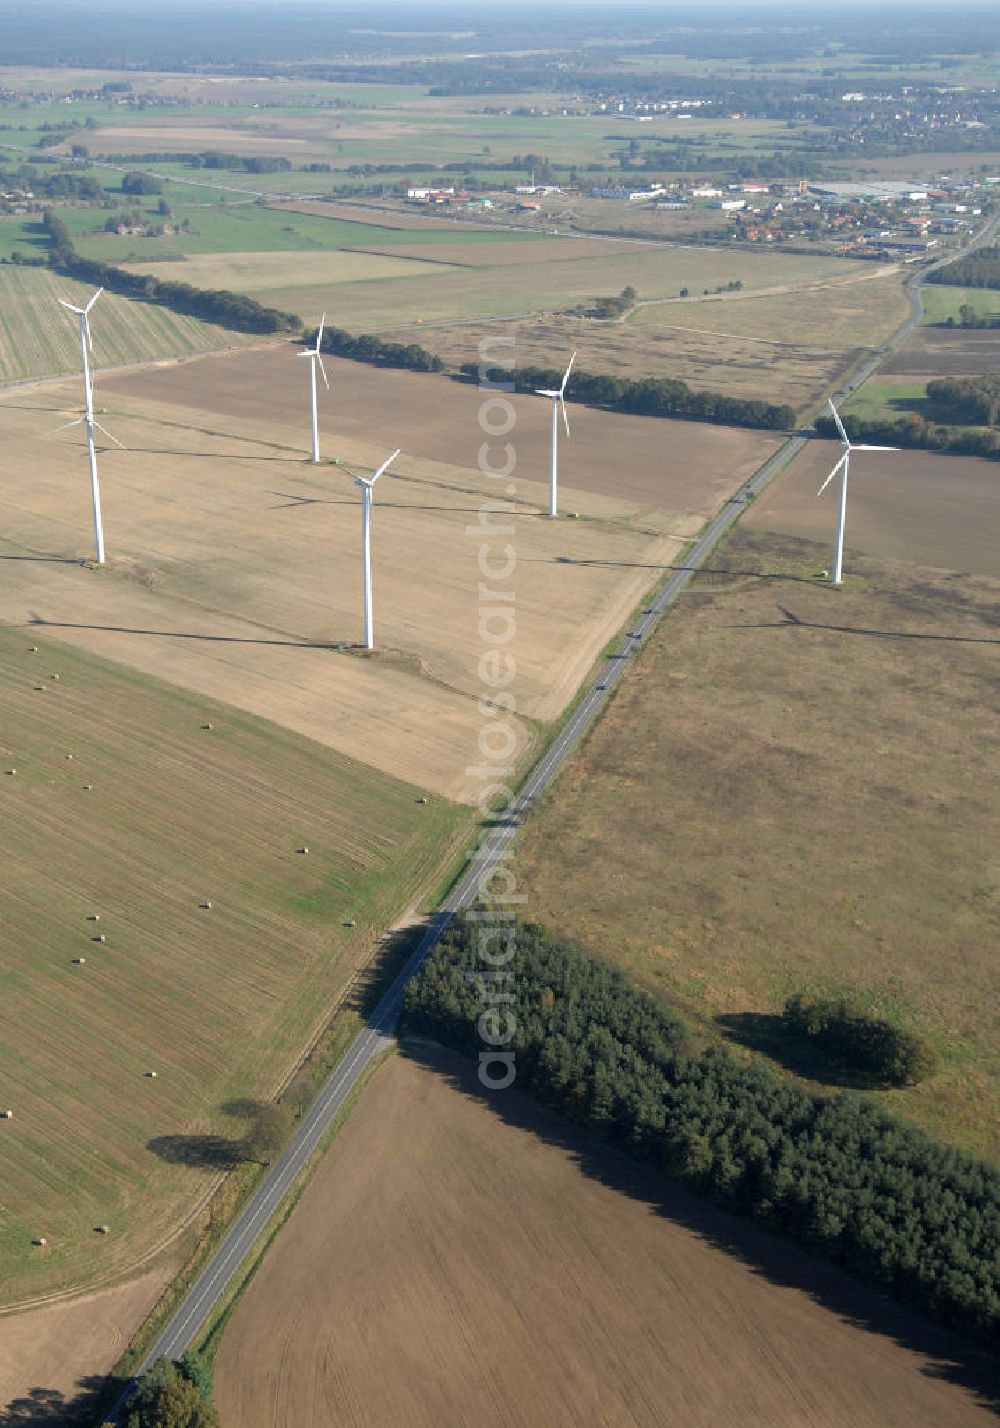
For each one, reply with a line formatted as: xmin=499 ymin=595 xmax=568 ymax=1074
xmin=781 ymin=993 xmax=938 ymax=1086
xmin=402 ymin=918 xmax=1000 ymax=1345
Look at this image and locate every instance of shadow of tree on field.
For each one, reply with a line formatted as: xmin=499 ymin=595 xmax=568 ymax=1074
xmin=715 ymin=1011 xmax=901 ymax=1090
xmin=399 ymin=1040 xmax=1000 ymax=1417
xmin=147 ymin=1133 xmax=245 ymax=1171
xmin=0 ymin=1375 xmax=113 ymax=1426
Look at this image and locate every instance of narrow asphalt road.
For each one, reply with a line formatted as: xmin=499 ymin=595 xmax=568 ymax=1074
xmin=123 ymin=210 xmax=999 ymax=1392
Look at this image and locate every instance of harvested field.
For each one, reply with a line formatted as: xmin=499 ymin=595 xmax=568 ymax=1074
xmin=0 ymin=348 xmax=766 ymax=797
xmin=76 ymin=124 xmax=314 ymax=155
xmin=102 ymin=345 xmax=779 ymax=515
xmin=515 ymin=528 xmax=1000 ymax=1157
xmin=350 ymin=236 xmax=639 ymax=267
xmin=0 ymin=628 xmax=462 ymax=1303
xmin=406 ymin=313 xmax=847 ymax=411
xmin=881 ymin=327 xmax=1000 ymax=378
xmin=0 ymin=266 xmax=253 ymax=383
xmin=270 ymin=200 xmax=483 ymax=232
xmin=629 ymin=267 xmax=909 ymax=352
xmin=214 ymin=1049 xmax=999 ymax=1428
xmin=255 ymin=246 xmax=857 ymax=328
xmin=122 ymin=248 xmax=455 ymax=294
xmin=747 ymin=440 xmax=1000 ymax=577
xmin=0 ymin=1266 xmax=174 ymax=1422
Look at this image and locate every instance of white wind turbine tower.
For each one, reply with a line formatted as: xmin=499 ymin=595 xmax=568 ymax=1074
xmin=299 ymin=313 xmax=329 ymax=463
xmin=535 ymin=350 xmax=576 ymax=518
xmin=818 ymin=397 xmax=898 ymax=585
xmin=354 ymin=448 xmax=400 ymax=651
xmin=56 ymin=287 xmax=124 ymax=565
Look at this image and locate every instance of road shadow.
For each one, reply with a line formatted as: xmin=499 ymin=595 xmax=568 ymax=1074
xmin=731 ymin=604 xmax=1000 ymax=645
xmin=0 ymin=1375 xmax=113 ymax=1426
xmin=398 ymin=1040 xmax=1000 ymax=1416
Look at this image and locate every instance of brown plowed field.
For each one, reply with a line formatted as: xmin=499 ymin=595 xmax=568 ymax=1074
xmin=102 ymin=345 xmax=779 ymax=513
xmin=746 ymin=440 xmax=1000 ymax=577
xmin=881 ymin=327 xmax=1000 ymax=377
xmin=214 ymin=1050 xmax=999 ymax=1428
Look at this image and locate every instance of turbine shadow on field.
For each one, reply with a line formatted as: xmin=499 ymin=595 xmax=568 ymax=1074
xmin=27 ymin=617 xmax=338 ymax=651
xmin=399 ymin=1041 xmax=1000 ymax=1416
xmin=0 ymin=1375 xmax=109 ymax=1426
xmin=732 ymin=604 xmax=1000 ymax=645
xmin=268 ymin=489 xmax=546 ymax=516
xmin=0 ymin=555 xmax=79 ymax=565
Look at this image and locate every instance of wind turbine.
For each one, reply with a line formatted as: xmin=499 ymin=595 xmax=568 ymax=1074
xmin=535 ymin=351 xmax=576 ymax=519
xmin=818 ymin=398 xmax=897 ymax=585
xmin=354 ymin=449 xmax=400 ymax=651
xmin=56 ymin=287 xmax=124 ymax=566
xmin=299 ymin=313 xmax=329 ymax=464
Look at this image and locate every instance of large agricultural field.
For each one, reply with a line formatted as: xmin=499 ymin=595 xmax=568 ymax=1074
xmin=0 ymin=267 xmax=256 ymax=383
xmin=0 ymin=346 xmax=777 ymax=803
xmin=213 ymin=1048 xmax=998 ymax=1428
xmin=515 ymin=523 xmax=1000 ymax=1159
xmin=0 ymin=627 xmax=463 ymax=1305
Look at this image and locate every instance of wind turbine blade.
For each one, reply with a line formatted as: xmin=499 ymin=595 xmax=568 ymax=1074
xmin=316 ymin=353 xmax=330 ymax=390
xmin=817 ymin=453 xmax=847 ymax=497
xmin=560 ymin=393 xmax=570 ymax=438
xmin=93 ymin=420 xmax=126 ymax=450
xmin=851 ymin=443 xmax=900 ymax=452
xmin=827 ymin=398 xmax=850 ymax=448
xmin=58 ymin=299 xmax=85 ymax=315
xmin=535 ymin=388 xmax=559 ymax=398
xmin=84 ymin=287 xmax=104 ymax=314
xmin=560 ymin=349 xmax=577 ymax=393
xmin=370 ymin=448 xmax=401 ymax=485
xmin=50 ymin=416 xmax=85 ymax=434
xmin=315 ymin=312 xmax=326 ymax=352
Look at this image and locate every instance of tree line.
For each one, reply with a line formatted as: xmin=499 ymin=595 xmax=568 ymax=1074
xmin=401 ymin=918 xmax=1000 ymax=1346
xmin=927 ymin=245 xmax=1000 ymax=291
xmin=319 ymin=324 xmax=445 ymax=373
xmin=461 ymin=359 xmax=796 ymax=431
xmin=122 ymin=1352 xmax=217 ymax=1427
xmin=42 ymin=209 xmax=302 ymax=336
xmin=814 ymin=411 xmax=1000 ymax=459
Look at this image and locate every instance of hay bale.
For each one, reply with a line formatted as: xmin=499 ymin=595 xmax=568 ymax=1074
xmin=95 ymin=1225 xmax=110 ymax=1235
xmin=32 ymin=1237 xmax=46 ymax=1246
xmin=202 ymin=722 xmax=213 ymax=731
xmin=73 ymin=957 xmax=86 ymax=965
xmin=145 ymin=1070 xmax=157 ymax=1079
xmin=297 ymin=846 xmax=309 ymax=855
xmin=93 ymin=934 xmax=106 ymax=944
xmin=416 ymin=796 xmax=428 ymax=804
xmin=50 ymin=674 xmax=59 ymax=681
xmin=200 ymin=900 xmax=212 ymax=910
xmin=1 ymin=1109 xmax=13 ymax=1119
xmin=28 ymin=646 xmax=38 ymax=653
xmin=65 ymin=753 xmax=74 ymax=760
xmin=83 ymin=784 xmax=92 ymax=791
xmin=345 ymin=918 xmax=357 ymax=928
xmin=5 ymin=769 xmax=15 ymax=777
xmin=88 ymin=914 xmax=100 ymax=922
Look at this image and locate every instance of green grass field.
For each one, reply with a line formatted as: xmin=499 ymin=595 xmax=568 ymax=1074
xmin=844 ymin=375 xmax=929 ymax=422
xmin=918 ymin=284 xmax=1000 ymax=326
xmin=515 ymin=528 xmax=1000 ymax=1160
xmin=0 ymin=629 xmax=464 ymax=1304
xmin=0 ymin=266 xmax=255 ymax=382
